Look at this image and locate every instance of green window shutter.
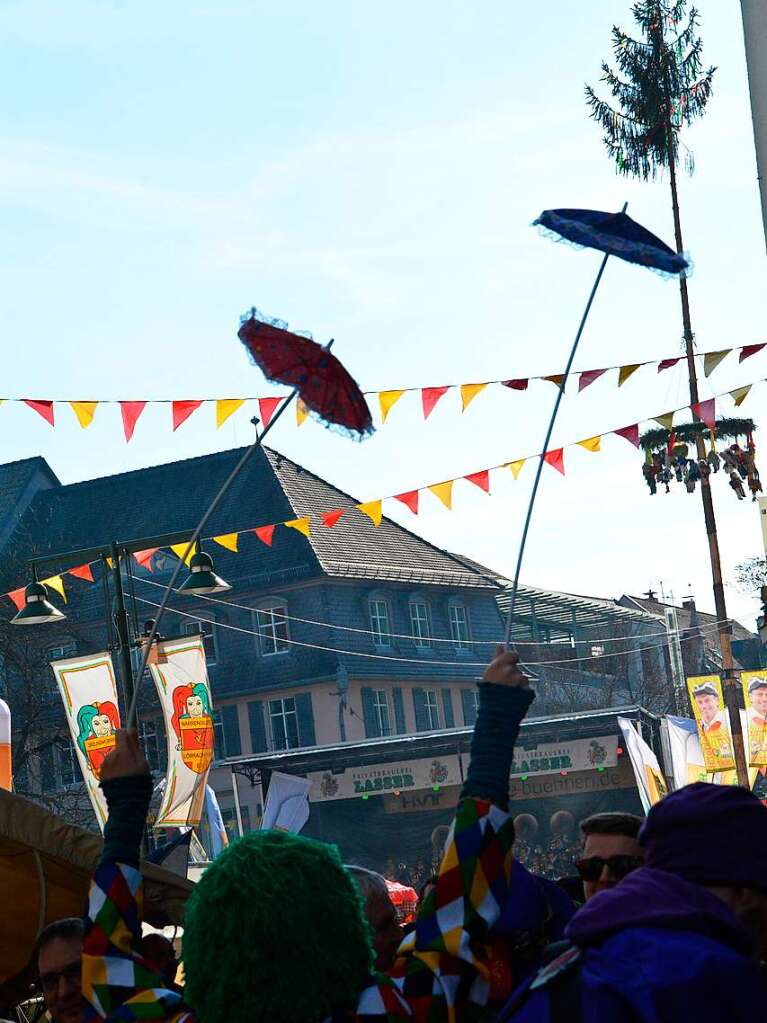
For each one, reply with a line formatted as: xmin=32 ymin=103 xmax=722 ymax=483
xmin=361 ymin=687 xmax=379 ymax=738
xmin=441 ymin=689 xmax=455 ymax=728
xmin=461 ymin=688 xmax=478 ymax=727
xmin=221 ymin=704 xmax=242 ymax=757
xmin=392 ymin=688 xmax=406 ymax=734
xmin=413 ymin=688 xmax=428 ymax=732
xmin=248 ymin=701 xmax=267 ymax=753
xmin=295 ymin=692 xmax=316 ymax=747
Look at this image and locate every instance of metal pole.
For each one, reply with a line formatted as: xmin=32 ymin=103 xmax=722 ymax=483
xmin=109 ymin=544 xmax=135 ymax=713
xmin=230 ymin=768 xmax=245 ymax=838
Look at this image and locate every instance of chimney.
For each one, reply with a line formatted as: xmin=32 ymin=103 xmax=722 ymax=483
xmin=682 ymin=597 xmax=696 ymax=612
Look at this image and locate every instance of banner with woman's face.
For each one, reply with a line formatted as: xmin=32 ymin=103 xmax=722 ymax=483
xmin=50 ymin=652 xmax=121 ymax=830
xmin=151 ymin=636 xmax=215 ymax=828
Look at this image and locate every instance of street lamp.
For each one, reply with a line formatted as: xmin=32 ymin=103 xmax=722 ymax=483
xmin=10 ymin=573 xmax=66 ymax=626
xmin=178 ymin=546 xmax=231 ymax=596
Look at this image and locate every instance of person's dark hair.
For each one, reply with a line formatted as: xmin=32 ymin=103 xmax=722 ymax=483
xmin=34 ymin=918 xmax=85 ymax=962
xmin=580 ymin=812 xmax=643 ymax=839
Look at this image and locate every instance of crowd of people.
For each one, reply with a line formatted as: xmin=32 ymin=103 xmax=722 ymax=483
xmin=26 ymin=645 xmax=767 ymax=1023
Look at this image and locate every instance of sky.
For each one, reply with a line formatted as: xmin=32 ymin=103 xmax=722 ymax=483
xmin=1 ymin=1 xmax=765 ymax=631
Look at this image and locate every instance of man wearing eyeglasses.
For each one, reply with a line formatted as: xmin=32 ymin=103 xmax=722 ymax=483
xmin=577 ymin=812 xmax=644 ymax=901
xmin=35 ymin=918 xmax=84 ymax=1023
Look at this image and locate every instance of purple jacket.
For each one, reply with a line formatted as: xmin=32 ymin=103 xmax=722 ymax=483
xmin=507 ymin=867 xmax=765 ymax=1022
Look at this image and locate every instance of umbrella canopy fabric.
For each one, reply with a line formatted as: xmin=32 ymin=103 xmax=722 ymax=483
xmin=534 ymin=208 xmax=689 ymax=275
xmin=238 ymin=310 xmax=374 ymax=439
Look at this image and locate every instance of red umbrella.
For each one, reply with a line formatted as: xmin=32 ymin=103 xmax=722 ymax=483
xmin=238 ymin=309 xmax=373 ymax=438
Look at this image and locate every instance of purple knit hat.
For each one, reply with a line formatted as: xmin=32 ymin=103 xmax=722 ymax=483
xmin=640 ymin=782 xmax=767 ymax=892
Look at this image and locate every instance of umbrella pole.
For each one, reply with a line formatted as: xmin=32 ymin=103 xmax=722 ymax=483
xmin=503 ymin=203 xmax=627 ymax=649
xmin=126 ymin=387 xmax=300 ymax=727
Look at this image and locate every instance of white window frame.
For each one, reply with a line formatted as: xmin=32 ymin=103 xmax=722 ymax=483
xmin=465 ymin=688 xmax=480 ymax=723
xmin=269 ymin=697 xmax=300 ymax=751
xmin=372 ymin=689 xmax=392 ymax=737
xmin=409 ymin=601 xmax=431 ymax=648
xmin=448 ymin=603 xmax=471 ymax=648
xmin=182 ymin=619 xmax=218 ymax=664
xmin=254 ymin=602 xmax=290 ymax=656
xmin=369 ymin=599 xmax=391 ymax=646
xmin=424 ymin=689 xmax=441 ymax=730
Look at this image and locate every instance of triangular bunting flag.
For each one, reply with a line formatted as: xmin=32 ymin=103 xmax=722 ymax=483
xmin=357 ymin=500 xmax=383 ymax=527
xmin=70 ymin=401 xmax=98 ymax=428
xmin=658 ymin=358 xmax=680 ymax=373
xmin=212 ymin=532 xmax=239 ymax=553
xmin=42 ymin=575 xmax=66 ymax=602
xmin=422 ymin=386 xmax=449 ymax=419
xmin=691 ymin=398 xmax=716 ymax=431
xmin=170 ymin=542 xmax=195 ymax=565
xmin=460 ymin=383 xmax=488 ymax=411
xmin=133 ymin=548 xmax=159 ymax=570
xmin=322 ymin=509 xmax=345 ymax=528
xmin=120 ymin=401 xmax=147 ymax=442
xmin=429 ymin=481 xmax=454 ymax=509
xmin=730 ymin=385 xmax=752 ymax=407
xmin=543 ymin=449 xmax=565 ymax=475
xmin=258 ymin=397 xmax=283 ymax=429
xmin=7 ymin=587 xmax=26 ymax=612
xmin=378 ymin=390 xmax=406 ymax=423
xmin=23 ymin=399 xmax=55 ymax=426
xmin=216 ymin=399 xmax=245 ymax=428
xmin=253 ymin=525 xmax=275 ymax=546
xmin=615 ymin=424 xmax=640 ymax=447
xmin=703 ymin=350 xmax=731 ymax=377
xmin=578 ymin=369 xmax=607 ymax=392
xmin=618 ymin=364 xmax=641 ymax=387
xmin=284 ymin=517 xmax=311 ymax=538
xmin=465 ymin=470 xmax=490 ymax=492
xmin=393 ymin=490 xmax=419 ymax=514
xmin=543 ymin=374 xmax=565 ymax=390
xmin=654 ymin=412 xmax=675 ymax=431
xmin=68 ymin=563 xmax=94 ymax=582
xmin=577 ymin=436 xmax=602 ymax=452
xmin=502 ymin=379 xmax=529 ymax=391
xmin=296 ymin=399 xmax=310 ymax=427
xmin=507 ymin=459 xmax=525 ymax=480
xmin=172 ymin=400 xmax=203 ymax=431
xmin=740 ymin=343 xmax=766 ymax=363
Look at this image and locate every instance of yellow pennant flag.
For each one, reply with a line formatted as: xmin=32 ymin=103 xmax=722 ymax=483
xmin=296 ymin=399 xmax=310 ymax=427
xmin=216 ymin=399 xmax=245 ymax=428
xmin=731 ymin=385 xmax=752 ymax=407
xmin=506 ymin=459 xmax=526 ymax=480
xmin=212 ymin=532 xmax=239 ymax=552
xmin=357 ymin=500 xmax=383 ymax=527
xmin=654 ymin=412 xmax=675 ymax=431
xmin=170 ymin=542 xmax=195 ymax=565
xmin=42 ymin=575 xmax=66 ymax=602
xmin=460 ymin=383 xmax=488 ymax=412
xmin=578 ymin=436 xmax=602 ymax=453
xmin=703 ymin=349 xmax=731 ymax=377
xmin=378 ymin=390 xmax=406 ymax=423
xmin=70 ymin=401 xmax=98 ymax=428
xmin=285 ymin=517 xmax=311 ymax=538
xmin=429 ymin=481 xmax=454 ymax=509
xmin=618 ymin=364 xmax=641 ymax=387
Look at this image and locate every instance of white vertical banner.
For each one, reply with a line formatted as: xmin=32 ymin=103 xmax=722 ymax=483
xmin=151 ymin=636 xmax=214 ymax=829
xmin=665 ymin=716 xmax=708 ymax=789
xmin=617 ymin=716 xmax=669 ymax=814
xmin=50 ymin=652 xmax=121 ymax=831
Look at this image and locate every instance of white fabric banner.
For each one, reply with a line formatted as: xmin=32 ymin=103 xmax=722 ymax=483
xmin=261 ymin=771 xmax=312 ymax=833
xmin=50 ymin=652 xmax=121 ymax=831
xmin=617 ymin=716 xmax=669 ymax=814
xmin=151 ymin=636 xmax=214 ymax=829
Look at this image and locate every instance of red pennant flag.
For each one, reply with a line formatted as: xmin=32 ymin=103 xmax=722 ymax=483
xmin=120 ymin=401 xmax=147 ymax=442
xmin=258 ymin=397 xmax=283 ymax=428
xmin=658 ymin=358 xmax=680 ymax=373
xmin=394 ymin=490 xmax=419 ymax=514
xmin=133 ymin=548 xmax=159 ymax=571
xmin=172 ymin=400 xmax=203 ymax=431
xmin=668 ymin=430 xmax=676 ymax=455
xmin=68 ymin=563 xmax=94 ymax=582
xmin=322 ymin=509 xmax=345 ymax=528
xmin=543 ymin=448 xmax=565 ymax=475
xmin=465 ymin=470 xmax=490 ymax=493
xmin=23 ymin=399 xmax=55 ymax=426
xmin=503 ymin=379 xmax=529 ymax=391
xmin=253 ymin=525 xmax=275 ymax=547
xmin=740 ymin=343 xmax=766 ymax=363
xmin=7 ymin=587 xmax=26 ymax=612
xmin=692 ymin=397 xmax=716 ymax=431
xmin=614 ymin=423 xmax=640 ymax=448
xmin=421 ymin=386 xmax=449 ymax=419
xmin=578 ymin=368 xmax=607 ymax=392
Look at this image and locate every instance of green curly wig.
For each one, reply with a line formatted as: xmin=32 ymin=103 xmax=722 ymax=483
xmin=182 ymin=830 xmax=374 ymax=1023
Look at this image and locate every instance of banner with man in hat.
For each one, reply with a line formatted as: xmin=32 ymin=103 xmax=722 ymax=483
xmin=686 ymin=675 xmax=735 ymax=773
xmin=741 ymin=671 xmax=767 ymax=767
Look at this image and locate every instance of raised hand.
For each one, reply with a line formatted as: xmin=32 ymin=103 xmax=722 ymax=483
xmin=482 ymin=645 xmax=529 ymax=688
xmin=100 ymin=728 xmax=150 ymax=783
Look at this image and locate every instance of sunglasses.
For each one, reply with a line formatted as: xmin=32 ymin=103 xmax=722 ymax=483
xmin=38 ymin=960 xmax=82 ymax=994
xmin=575 ymin=855 xmax=643 ymax=882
